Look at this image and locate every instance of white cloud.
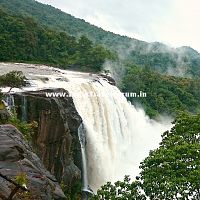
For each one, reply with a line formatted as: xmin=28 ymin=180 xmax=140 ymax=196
xmin=37 ymin=0 xmax=200 ymax=51
xmin=153 ymin=0 xmax=200 ymax=51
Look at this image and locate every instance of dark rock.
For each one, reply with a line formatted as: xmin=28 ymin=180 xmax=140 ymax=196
xmin=14 ymin=88 xmax=82 ymax=192
xmin=98 ymin=74 xmax=116 ymax=85
xmin=0 ymin=124 xmax=66 ymax=199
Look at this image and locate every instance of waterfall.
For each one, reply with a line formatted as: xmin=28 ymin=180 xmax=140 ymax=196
xmin=4 ymin=94 xmax=15 ymax=115
xmin=21 ymin=95 xmax=27 ymax=121
xmin=63 ymin=79 xmax=172 ymax=192
xmin=5 ymin=95 xmax=15 ymax=109
xmin=78 ymin=123 xmax=93 ymax=197
xmin=0 ymin=64 xmax=172 ymax=193
xmin=78 ymin=123 xmax=89 ymax=192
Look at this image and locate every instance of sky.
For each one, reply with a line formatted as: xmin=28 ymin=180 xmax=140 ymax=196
xmin=37 ymin=0 xmax=200 ymax=52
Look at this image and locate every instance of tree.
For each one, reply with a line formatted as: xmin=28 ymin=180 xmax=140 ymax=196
xmin=139 ymin=112 xmax=200 ymax=199
xmin=0 ymin=71 xmax=27 ymax=92
xmin=90 ymin=176 xmax=146 ymax=200
xmin=0 ymin=71 xmax=27 ymax=123
xmin=78 ymin=35 xmax=93 ymax=52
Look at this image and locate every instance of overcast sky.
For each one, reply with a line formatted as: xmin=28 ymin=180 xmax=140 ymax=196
xmin=37 ymin=0 xmax=200 ymax=52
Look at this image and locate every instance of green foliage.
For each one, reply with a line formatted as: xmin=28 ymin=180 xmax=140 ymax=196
xmin=14 ymin=173 xmax=33 ymax=200
xmin=0 ymin=91 xmax=3 ymax=100
xmin=139 ymin=112 xmax=200 ymax=199
xmin=60 ymin=180 xmax=82 ymax=200
xmin=0 ymin=8 xmax=114 ymax=72
xmin=91 ymin=176 xmax=146 ymax=200
xmin=8 ymin=114 xmax=38 ymax=141
xmin=0 ymin=71 xmax=27 ymax=92
xmin=91 ymin=113 xmax=200 ymax=199
xmin=122 ymin=65 xmax=200 ymax=118
xmin=15 ymin=173 xmax=28 ymax=187
xmin=0 ymin=0 xmax=132 ymax=50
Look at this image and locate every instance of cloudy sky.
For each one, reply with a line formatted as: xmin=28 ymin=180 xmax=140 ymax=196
xmin=37 ymin=0 xmax=200 ymax=51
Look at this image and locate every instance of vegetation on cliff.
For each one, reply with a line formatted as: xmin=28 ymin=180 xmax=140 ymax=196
xmin=0 ymin=71 xmax=37 ymax=141
xmin=0 ymin=71 xmax=27 ymax=92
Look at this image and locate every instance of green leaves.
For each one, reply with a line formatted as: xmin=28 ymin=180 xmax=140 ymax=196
xmin=122 ymin=65 xmax=200 ymax=118
xmin=91 ymin=176 xmax=146 ymax=200
xmin=0 ymin=8 xmax=114 ymax=72
xmin=140 ymin=113 xmax=200 ymax=199
xmin=0 ymin=71 xmax=27 ymax=91
xmin=8 ymin=115 xmax=38 ymax=141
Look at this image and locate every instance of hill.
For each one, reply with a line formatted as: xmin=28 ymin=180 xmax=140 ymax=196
xmin=1 ymin=0 xmax=200 ymax=77
xmin=122 ymin=66 xmax=200 ymax=117
xmin=0 ymin=8 xmax=113 ymax=71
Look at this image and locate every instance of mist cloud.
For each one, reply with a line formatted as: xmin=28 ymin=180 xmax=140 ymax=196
xmin=37 ymin=0 xmax=200 ymax=52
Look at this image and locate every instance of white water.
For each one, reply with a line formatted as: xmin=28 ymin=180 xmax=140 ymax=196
xmin=63 ymin=79 xmax=172 ymax=192
xmin=21 ymin=95 xmax=27 ymax=121
xmin=78 ymin=123 xmax=90 ymax=192
xmin=0 ymin=63 xmax=172 ymax=193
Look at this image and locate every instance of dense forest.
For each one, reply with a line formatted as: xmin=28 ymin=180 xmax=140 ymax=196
xmin=122 ymin=66 xmax=200 ymax=117
xmin=1 ymin=0 xmax=200 ymax=77
xmin=0 ymin=8 xmax=114 ymax=71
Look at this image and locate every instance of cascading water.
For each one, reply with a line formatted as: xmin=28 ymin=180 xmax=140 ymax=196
xmin=78 ymin=123 xmax=89 ymax=192
xmin=78 ymin=123 xmax=93 ymax=198
xmin=0 ymin=63 xmax=172 ymax=193
xmin=63 ymin=79 xmax=172 ymax=192
xmin=21 ymin=95 xmax=27 ymax=121
xmin=5 ymin=94 xmax=15 ymax=109
xmin=4 ymin=94 xmax=15 ymax=115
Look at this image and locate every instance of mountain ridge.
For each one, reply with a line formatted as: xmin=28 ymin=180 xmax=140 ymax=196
xmin=1 ymin=0 xmax=199 ymax=52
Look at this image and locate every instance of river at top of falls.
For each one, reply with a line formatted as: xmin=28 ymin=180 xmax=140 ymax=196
xmin=0 ymin=62 xmax=172 ymax=193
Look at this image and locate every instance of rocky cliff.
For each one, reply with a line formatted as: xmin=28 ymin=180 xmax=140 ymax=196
xmin=14 ymin=89 xmax=83 ymax=194
xmin=0 ymin=124 xmax=66 ymax=199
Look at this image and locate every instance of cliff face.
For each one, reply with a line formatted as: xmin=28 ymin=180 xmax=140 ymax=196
xmin=14 ymin=89 xmax=82 ymax=193
xmin=0 ymin=124 xmax=66 ymax=199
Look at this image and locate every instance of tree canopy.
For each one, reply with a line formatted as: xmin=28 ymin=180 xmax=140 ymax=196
xmin=0 ymin=8 xmax=114 ymax=72
xmin=0 ymin=71 xmax=27 ymax=92
xmin=140 ymin=112 xmax=200 ymax=199
xmin=91 ymin=176 xmax=146 ymax=200
xmin=91 ymin=113 xmax=200 ymax=200
xmin=122 ymin=65 xmax=200 ymax=118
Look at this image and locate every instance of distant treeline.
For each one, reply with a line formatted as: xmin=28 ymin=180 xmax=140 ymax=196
xmin=122 ymin=66 xmax=200 ymax=117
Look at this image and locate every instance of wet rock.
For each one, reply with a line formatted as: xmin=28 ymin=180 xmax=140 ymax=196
xmin=98 ymin=74 xmax=116 ymax=85
xmin=14 ymin=89 xmax=82 ymax=192
xmin=0 ymin=124 xmax=66 ymax=199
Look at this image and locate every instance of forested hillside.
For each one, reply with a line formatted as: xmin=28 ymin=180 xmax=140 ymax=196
xmin=0 ymin=8 xmax=113 ymax=71
xmin=122 ymin=66 xmax=200 ymax=117
xmin=1 ymin=0 xmax=200 ymax=77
